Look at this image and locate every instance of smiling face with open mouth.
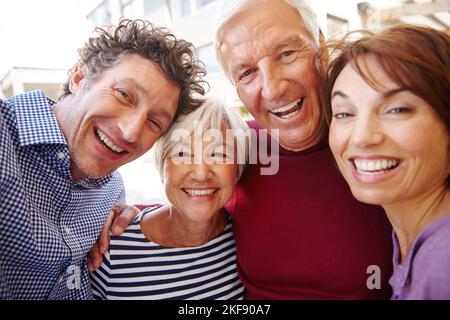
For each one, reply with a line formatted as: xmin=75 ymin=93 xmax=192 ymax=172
xmin=162 ymin=127 xmax=239 ymax=223
xmin=219 ymin=0 xmax=323 ymax=151
xmin=54 ymin=54 xmax=180 ymax=180
xmin=329 ymin=56 xmax=450 ymax=206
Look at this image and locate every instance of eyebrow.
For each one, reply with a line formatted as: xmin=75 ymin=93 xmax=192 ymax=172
xmin=332 ymin=87 xmax=409 ymax=100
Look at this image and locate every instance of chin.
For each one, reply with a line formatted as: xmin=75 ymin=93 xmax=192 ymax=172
xmin=79 ymin=164 xmax=115 ymax=180
xmin=350 ymin=188 xmax=388 ymax=206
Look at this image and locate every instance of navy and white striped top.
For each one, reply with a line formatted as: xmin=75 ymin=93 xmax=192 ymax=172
xmin=90 ymin=207 xmax=244 ymax=300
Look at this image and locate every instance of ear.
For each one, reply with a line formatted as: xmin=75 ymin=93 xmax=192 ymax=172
xmin=68 ymin=63 xmax=86 ymax=94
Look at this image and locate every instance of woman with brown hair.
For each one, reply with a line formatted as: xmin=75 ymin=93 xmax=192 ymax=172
xmin=323 ymin=24 xmax=450 ymax=299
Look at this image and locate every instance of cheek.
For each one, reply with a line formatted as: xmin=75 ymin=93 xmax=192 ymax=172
xmin=391 ymin=123 xmax=443 ymax=157
xmin=141 ymin=131 xmax=160 ymax=150
xmin=220 ymin=166 xmax=239 ymax=191
xmin=237 ymin=84 xmax=258 ymax=114
xmin=287 ymin=59 xmax=317 ymax=88
xmin=328 ymin=124 xmax=345 ymax=156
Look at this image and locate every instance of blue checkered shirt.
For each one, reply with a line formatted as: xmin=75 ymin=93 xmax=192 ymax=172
xmin=0 ymin=90 xmax=125 ymax=299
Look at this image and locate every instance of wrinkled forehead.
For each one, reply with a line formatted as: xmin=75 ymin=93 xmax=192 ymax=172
xmin=218 ymin=2 xmax=313 ymax=68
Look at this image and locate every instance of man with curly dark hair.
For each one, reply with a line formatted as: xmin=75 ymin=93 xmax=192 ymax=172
xmin=0 ymin=19 xmax=206 ymax=299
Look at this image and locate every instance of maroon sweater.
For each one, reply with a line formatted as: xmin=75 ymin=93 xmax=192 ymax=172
xmin=225 ymin=121 xmax=393 ymax=299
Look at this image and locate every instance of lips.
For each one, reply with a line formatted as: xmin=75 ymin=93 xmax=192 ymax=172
xmin=95 ymin=129 xmax=125 ymax=154
xmin=182 ymin=188 xmax=218 ymax=197
xmin=270 ymin=97 xmax=304 ymax=119
xmin=349 ymin=157 xmax=401 ymax=181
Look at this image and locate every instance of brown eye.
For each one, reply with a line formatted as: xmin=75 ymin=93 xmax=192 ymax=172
xmin=115 ymin=88 xmax=131 ymax=101
xmin=239 ymin=68 xmax=256 ymax=82
xmin=148 ymin=118 xmax=163 ymax=132
xmin=333 ymin=113 xmax=350 ymax=119
xmin=387 ymin=107 xmax=411 ymax=114
xmin=280 ymin=50 xmax=296 ymax=63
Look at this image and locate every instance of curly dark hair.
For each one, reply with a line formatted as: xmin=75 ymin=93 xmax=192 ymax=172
xmin=60 ymin=19 xmax=207 ymax=120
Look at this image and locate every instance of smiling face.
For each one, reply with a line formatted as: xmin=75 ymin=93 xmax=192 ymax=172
xmin=218 ymin=0 xmax=322 ymax=151
xmin=329 ymin=56 xmax=450 ymax=206
xmin=163 ymin=126 xmax=239 ymax=223
xmin=56 ymin=54 xmax=180 ymax=180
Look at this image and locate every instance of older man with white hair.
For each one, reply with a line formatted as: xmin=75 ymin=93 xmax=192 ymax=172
xmin=213 ymin=0 xmax=393 ymax=299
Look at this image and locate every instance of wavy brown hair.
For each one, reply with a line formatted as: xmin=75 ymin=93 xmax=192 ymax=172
xmin=60 ymin=19 xmax=207 ymax=120
xmin=321 ymin=24 xmax=450 ymax=185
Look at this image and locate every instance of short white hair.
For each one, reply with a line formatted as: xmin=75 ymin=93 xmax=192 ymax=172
xmin=153 ymin=99 xmax=250 ymax=180
xmin=213 ymin=0 xmax=320 ymax=80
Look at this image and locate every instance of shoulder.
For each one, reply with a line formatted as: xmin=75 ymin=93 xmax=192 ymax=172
xmin=419 ymin=216 xmax=450 ymax=257
xmin=211 ymin=218 xmax=235 ymax=246
xmin=0 ymin=97 xmax=15 ymax=138
xmin=0 ymin=99 xmax=19 ymax=183
xmin=411 ymin=219 xmax=450 ymax=298
xmin=110 ymin=171 xmax=125 ymax=188
xmin=417 ymin=220 xmax=450 ymax=265
xmin=110 ymin=205 xmax=164 ymax=243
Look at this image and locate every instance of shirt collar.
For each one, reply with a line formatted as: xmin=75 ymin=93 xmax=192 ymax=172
xmin=13 ymin=90 xmax=67 ymax=147
xmin=13 ymin=90 xmax=113 ymax=187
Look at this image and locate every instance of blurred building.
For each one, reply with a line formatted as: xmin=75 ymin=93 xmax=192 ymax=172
xmin=0 ymin=0 xmax=89 ymax=100
xmin=80 ymin=0 xmax=450 ymax=107
xmin=2 ymin=0 xmax=448 ymax=102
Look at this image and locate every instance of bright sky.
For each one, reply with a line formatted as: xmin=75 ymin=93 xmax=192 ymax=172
xmin=0 ymin=0 xmax=93 ymax=77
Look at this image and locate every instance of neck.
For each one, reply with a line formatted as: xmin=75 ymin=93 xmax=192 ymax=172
xmin=51 ymin=95 xmax=86 ymax=180
xmin=278 ymin=129 xmax=324 ymax=152
xmin=164 ymin=207 xmax=227 ymax=247
xmin=384 ymin=186 xmax=450 ymax=263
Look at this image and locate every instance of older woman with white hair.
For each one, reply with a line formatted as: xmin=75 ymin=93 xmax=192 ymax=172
xmin=90 ymin=99 xmax=249 ymax=300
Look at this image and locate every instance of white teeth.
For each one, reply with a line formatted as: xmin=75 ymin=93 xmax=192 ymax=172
xmin=271 ymin=99 xmax=301 ymax=113
xmin=96 ymin=130 xmax=124 ymax=153
xmin=270 ymin=97 xmax=304 ymax=119
xmin=184 ymin=189 xmax=216 ymax=196
xmin=354 ymin=159 xmax=399 ymax=173
xmin=270 ymin=98 xmax=303 ymax=113
xmin=278 ymin=108 xmax=300 ymax=119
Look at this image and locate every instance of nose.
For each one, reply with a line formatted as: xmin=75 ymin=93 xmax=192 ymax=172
xmin=350 ymin=114 xmax=384 ymax=148
xmin=260 ymin=60 xmax=288 ymax=102
xmin=190 ymin=163 xmax=213 ymax=182
xmin=117 ymin=110 xmax=147 ymax=144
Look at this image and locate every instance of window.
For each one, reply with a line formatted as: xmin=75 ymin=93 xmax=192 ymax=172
xmin=196 ymin=0 xmax=215 ymax=8
xmin=179 ymin=0 xmax=191 ymax=17
xmin=87 ymin=0 xmax=112 ymax=28
xmin=198 ymin=44 xmax=220 ymax=74
xmin=121 ymin=0 xmax=140 ymax=18
xmin=173 ymin=0 xmax=216 ymax=18
xmin=327 ymin=14 xmax=349 ymax=38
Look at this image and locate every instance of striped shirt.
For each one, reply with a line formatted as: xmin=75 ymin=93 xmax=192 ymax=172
xmin=90 ymin=206 xmax=244 ymax=300
xmin=0 ymin=90 xmax=124 ymax=299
